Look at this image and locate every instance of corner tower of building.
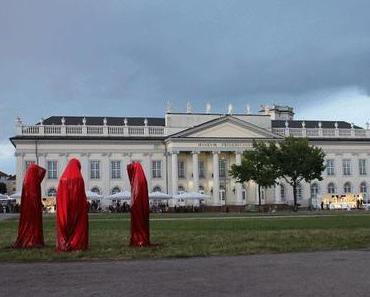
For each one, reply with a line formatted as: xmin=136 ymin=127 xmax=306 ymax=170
xmin=260 ymin=105 xmax=294 ymax=120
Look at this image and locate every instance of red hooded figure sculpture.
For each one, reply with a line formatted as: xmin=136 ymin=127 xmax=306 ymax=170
xmin=127 ymin=162 xmax=150 ymax=247
xmin=13 ymin=164 xmax=46 ymax=248
xmin=56 ymin=158 xmax=89 ymax=251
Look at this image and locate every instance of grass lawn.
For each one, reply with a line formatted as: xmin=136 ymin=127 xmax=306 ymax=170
xmin=1 ymin=212 xmax=370 ymax=262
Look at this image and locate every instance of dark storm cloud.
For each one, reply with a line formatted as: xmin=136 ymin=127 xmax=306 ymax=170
xmin=1 ymin=0 xmax=370 ymax=172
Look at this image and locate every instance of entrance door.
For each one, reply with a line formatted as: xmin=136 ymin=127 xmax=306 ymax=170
xmin=219 ymin=186 xmax=226 ymax=205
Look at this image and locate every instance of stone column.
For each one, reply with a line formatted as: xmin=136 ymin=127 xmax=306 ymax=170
xmin=59 ymin=153 xmax=68 ymax=175
xmin=274 ymin=183 xmax=281 ymax=204
xmin=212 ymin=151 xmax=220 ymax=206
xmin=15 ymin=152 xmax=24 ymax=192
xmin=144 ymin=153 xmax=152 ymax=191
xmin=235 ymin=151 xmax=242 ymax=205
xmin=334 ymin=153 xmax=342 ymax=180
xmin=171 ymin=152 xmax=178 ymax=195
xmin=102 ymin=153 xmax=110 ymax=197
xmin=81 ymin=153 xmax=89 ymax=191
xmin=122 ymin=153 xmax=131 ymax=191
xmin=192 ymin=152 xmax=199 ymax=192
xmin=255 ymin=181 xmax=260 ymax=205
xmin=39 ymin=153 xmax=46 ymax=196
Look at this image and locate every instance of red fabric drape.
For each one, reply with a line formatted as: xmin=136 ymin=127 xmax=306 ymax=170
xmin=127 ymin=162 xmax=150 ymax=247
xmin=56 ymin=158 xmax=89 ymax=251
xmin=13 ymin=164 xmax=46 ymax=248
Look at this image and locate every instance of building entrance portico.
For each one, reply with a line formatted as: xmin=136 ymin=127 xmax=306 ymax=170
xmin=164 ymin=114 xmax=283 ymax=206
xmin=165 ymin=115 xmax=282 ymax=206
xmin=167 ymin=148 xmax=249 ymax=206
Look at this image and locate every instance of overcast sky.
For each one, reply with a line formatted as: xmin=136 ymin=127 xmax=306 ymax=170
xmin=1 ymin=0 xmax=370 ymax=174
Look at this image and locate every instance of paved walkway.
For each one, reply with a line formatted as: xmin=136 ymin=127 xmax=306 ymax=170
xmin=1 ymin=250 xmax=370 ymax=297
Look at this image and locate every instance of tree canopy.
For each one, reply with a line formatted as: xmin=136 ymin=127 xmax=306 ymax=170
xmin=230 ymin=141 xmax=279 ymax=206
xmin=230 ymin=137 xmax=326 ymax=210
xmin=274 ymin=137 xmax=326 ymax=210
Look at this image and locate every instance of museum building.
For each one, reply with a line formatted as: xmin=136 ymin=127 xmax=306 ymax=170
xmin=9 ymin=104 xmax=370 ymax=206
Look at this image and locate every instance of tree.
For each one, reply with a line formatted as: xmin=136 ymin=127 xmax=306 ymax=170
xmin=230 ymin=141 xmax=279 ymax=206
xmin=274 ymin=137 xmax=326 ymax=211
xmin=0 ymin=182 xmax=7 ymax=194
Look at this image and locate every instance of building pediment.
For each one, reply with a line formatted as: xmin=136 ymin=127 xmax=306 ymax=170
xmin=168 ymin=115 xmax=281 ymax=139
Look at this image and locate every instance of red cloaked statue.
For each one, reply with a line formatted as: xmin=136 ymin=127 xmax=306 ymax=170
xmin=56 ymin=158 xmax=89 ymax=251
xmin=127 ymin=162 xmax=150 ymax=247
xmin=13 ymin=164 xmax=46 ymax=248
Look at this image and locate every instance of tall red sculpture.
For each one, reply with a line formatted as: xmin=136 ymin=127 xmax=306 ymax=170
xmin=13 ymin=164 xmax=46 ymax=248
xmin=127 ymin=162 xmax=150 ymax=247
xmin=56 ymin=158 xmax=89 ymax=251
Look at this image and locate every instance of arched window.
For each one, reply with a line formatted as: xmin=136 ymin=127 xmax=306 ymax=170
xmin=327 ymin=183 xmax=336 ymax=194
xmin=296 ymin=184 xmax=303 ymax=200
xmin=261 ymin=188 xmax=265 ymax=201
xmin=360 ymin=182 xmax=368 ymax=201
xmin=310 ymin=183 xmax=319 ymax=199
xmin=111 ymin=186 xmax=120 ymax=195
xmin=360 ymin=182 xmax=367 ymax=193
xmin=47 ymin=187 xmax=57 ymax=197
xmin=91 ymin=187 xmax=101 ymax=195
xmin=178 ymin=185 xmax=185 ymax=193
xmin=242 ymin=188 xmax=246 ymax=201
xmin=280 ymin=184 xmax=286 ymax=201
xmin=198 ymin=185 xmax=205 ymax=194
xmin=343 ymin=182 xmax=352 ymax=194
xmin=219 ymin=185 xmax=226 ymax=202
xmin=152 ymin=186 xmax=162 ymax=192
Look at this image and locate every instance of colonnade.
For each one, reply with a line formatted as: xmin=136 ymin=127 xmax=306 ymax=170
xmin=170 ymin=150 xmax=244 ymax=206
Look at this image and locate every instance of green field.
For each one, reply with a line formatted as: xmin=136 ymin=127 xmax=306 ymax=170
xmin=1 ymin=212 xmax=370 ymax=262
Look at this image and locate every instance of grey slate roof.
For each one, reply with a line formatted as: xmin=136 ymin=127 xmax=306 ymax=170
xmin=41 ymin=116 xmax=165 ymax=126
xmin=272 ymin=120 xmax=363 ymax=129
xmin=39 ymin=116 xmax=362 ymax=130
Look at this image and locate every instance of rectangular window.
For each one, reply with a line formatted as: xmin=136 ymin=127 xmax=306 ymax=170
xmin=178 ymin=160 xmax=185 ymax=178
xmin=326 ymin=159 xmax=335 ymax=176
xmin=359 ymin=159 xmax=367 ymax=175
xmin=342 ymin=159 xmax=352 ymax=176
xmin=47 ymin=160 xmax=58 ymax=179
xmin=199 ymin=161 xmax=206 ymax=178
xmin=25 ymin=160 xmax=35 ymax=171
xmin=152 ymin=160 xmax=162 ymax=178
xmin=219 ymin=159 xmax=227 ymax=178
xmin=90 ymin=160 xmax=100 ymax=179
xmin=280 ymin=186 xmax=286 ymax=201
xmin=111 ymin=161 xmax=121 ymax=179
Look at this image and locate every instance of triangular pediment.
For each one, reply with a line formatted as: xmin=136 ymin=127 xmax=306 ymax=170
xmin=169 ymin=116 xmax=281 ymax=139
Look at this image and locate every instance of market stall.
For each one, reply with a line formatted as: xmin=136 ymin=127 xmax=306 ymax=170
xmin=321 ymin=193 xmax=364 ymax=210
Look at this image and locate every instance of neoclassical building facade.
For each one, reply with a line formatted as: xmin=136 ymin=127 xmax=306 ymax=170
xmin=10 ymin=105 xmax=370 ymax=206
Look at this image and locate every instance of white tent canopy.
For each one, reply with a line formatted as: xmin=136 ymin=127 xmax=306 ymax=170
xmin=9 ymin=191 xmax=21 ymax=199
xmin=106 ymin=191 xmax=131 ymax=200
xmin=173 ymin=192 xmax=210 ymax=200
xmin=101 ymin=191 xmax=131 ymax=208
xmin=86 ymin=190 xmax=103 ymax=200
xmin=0 ymin=193 xmax=9 ymax=201
xmin=172 ymin=192 xmax=210 ymax=207
xmin=149 ymin=191 xmax=172 ymax=200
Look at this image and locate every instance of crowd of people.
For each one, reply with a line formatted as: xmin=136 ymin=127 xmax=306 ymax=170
xmin=108 ymin=201 xmax=130 ymax=213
